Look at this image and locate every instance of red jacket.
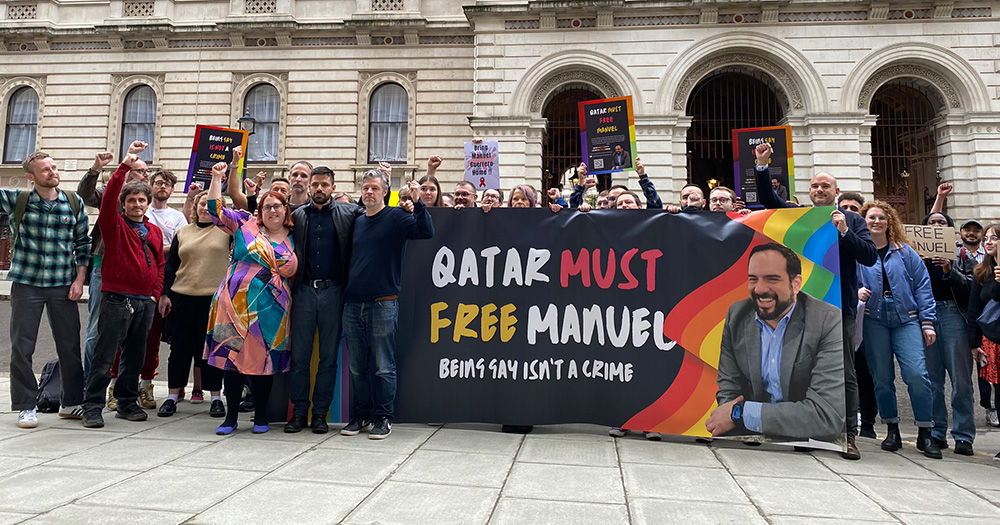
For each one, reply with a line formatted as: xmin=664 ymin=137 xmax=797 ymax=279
xmin=98 ymin=163 xmax=165 ymax=300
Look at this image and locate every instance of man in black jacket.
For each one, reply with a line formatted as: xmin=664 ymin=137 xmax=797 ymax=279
xmin=285 ymin=166 xmax=363 ymax=433
xmin=753 ymin=142 xmax=877 ymax=460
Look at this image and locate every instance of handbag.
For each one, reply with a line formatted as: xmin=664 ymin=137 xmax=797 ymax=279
xmin=976 ymin=299 xmax=1000 ymax=343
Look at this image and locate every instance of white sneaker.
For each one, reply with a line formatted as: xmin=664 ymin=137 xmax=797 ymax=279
xmin=988 ymin=408 xmax=999 ymax=428
xmin=59 ymin=405 xmax=85 ymax=420
xmin=17 ymin=409 xmax=38 ymax=429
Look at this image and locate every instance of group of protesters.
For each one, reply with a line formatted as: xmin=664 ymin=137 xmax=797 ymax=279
xmin=7 ymin=141 xmax=431 ymax=441
xmin=5 ymin=138 xmax=999 ymax=461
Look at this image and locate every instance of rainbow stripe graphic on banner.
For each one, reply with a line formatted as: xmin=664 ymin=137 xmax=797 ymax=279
xmin=624 ymin=208 xmax=841 ymax=436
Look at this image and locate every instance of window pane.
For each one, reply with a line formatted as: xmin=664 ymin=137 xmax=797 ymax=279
xmin=4 ymin=87 xmax=39 ymax=164
xmin=121 ymin=85 xmax=156 ymax=162
xmin=368 ymin=83 xmax=407 ymax=163
xmin=245 ymin=84 xmax=280 ymax=162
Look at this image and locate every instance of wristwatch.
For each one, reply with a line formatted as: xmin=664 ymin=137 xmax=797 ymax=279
xmin=730 ymin=400 xmax=747 ymax=432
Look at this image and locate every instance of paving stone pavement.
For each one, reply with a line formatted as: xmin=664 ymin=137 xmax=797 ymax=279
xmin=1 ymin=376 xmax=999 ymax=524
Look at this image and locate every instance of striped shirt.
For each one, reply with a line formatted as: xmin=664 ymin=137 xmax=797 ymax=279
xmin=0 ymin=189 xmax=91 ymax=287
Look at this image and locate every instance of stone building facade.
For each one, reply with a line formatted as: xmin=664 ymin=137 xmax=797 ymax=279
xmin=1 ymin=0 xmax=999 ymax=221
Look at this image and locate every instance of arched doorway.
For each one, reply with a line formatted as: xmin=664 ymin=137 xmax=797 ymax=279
xmin=685 ymin=71 xmax=784 ymax=191
xmin=869 ymin=82 xmax=940 ymax=223
xmin=541 ymin=87 xmax=602 ymax=201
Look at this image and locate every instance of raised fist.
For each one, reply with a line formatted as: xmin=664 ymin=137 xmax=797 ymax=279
xmin=92 ymin=152 xmax=114 ymax=170
xmin=127 ymin=141 xmax=148 ymax=155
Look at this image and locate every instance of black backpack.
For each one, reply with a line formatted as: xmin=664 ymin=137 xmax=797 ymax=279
xmin=35 ymin=359 xmax=61 ymax=413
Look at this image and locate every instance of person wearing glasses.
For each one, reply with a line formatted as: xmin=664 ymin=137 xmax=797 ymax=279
xmin=967 ymin=224 xmax=1000 ymax=447
xmin=481 ymin=188 xmax=503 ymax=208
xmin=76 ymin=141 xmax=154 ymax=407
xmin=452 ymin=181 xmax=478 ymax=208
xmin=204 ymin=161 xmax=298 ymax=435
xmin=857 ymin=201 xmax=939 ymax=459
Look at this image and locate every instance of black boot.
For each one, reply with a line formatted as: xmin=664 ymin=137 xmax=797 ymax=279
xmin=881 ymin=423 xmax=901 ymax=451
xmin=917 ymin=427 xmax=942 ymax=459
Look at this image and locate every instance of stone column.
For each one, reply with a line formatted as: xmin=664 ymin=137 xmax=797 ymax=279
xmin=936 ymin=114 xmax=1000 ymax=220
xmin=634 ymin=115 xmax=690 ymax=207
xmin=781 ymin=114 xmax=876 ymax=202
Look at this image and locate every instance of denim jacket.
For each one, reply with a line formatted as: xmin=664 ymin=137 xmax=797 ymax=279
xmin=859 ymin=242 xmax=935 ymax=330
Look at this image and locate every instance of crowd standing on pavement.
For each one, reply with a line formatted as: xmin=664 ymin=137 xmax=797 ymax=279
xmin=6 ymin=137 xmax=1000 ymax=463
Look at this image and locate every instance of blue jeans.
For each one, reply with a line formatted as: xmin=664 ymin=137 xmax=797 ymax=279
xmin=925 ymin=300 xmax=975 ymax=442
xmin=290 ymin=283 xmax=344 ymax=418
xmin=343 ymin=299 xmax=398 ymax=421
xmin=862 ymin=296 xmax=934 ymax=426
xmin=83 ymin=263 xmax=102 ymax=376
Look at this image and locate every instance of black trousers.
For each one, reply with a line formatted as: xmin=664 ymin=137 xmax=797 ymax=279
xmin=166 ymin=293 xmax=222 ymax=391
xmin=9 ymin=283 xmax=85 ymax=410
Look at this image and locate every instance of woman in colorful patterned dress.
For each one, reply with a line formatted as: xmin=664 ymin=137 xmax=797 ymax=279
xmin=205 ymin=161 xmax=297 ymax=435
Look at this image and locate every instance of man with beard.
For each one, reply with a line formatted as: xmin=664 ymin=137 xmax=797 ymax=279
xmin=453 ymin=181 xmax=478 ymax=208
xmin=706 ymin=243 xmax=845 ymax=442
xmin=4 ymin=151 xmax=90 ymax=428
xmin=287 ymin=160 xmax=311 ymax=208
xmin=285 ymin=166 xmax=363 ymax=433
xmin=753 ymin=142 xmax=876 ymax=459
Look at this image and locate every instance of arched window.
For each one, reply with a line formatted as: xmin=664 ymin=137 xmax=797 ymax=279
xmin=121 ymin=85 xmax=156 ymax=162
xmin=4 ymin=87 xmax=39 ymax=164
xmin=244 ymin=83 xmax=280 ymax=162
xmin=368 ymin=83 xmax=407 ymax=163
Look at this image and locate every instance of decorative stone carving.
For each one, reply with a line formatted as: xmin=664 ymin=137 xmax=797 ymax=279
xmin=933 ymin=3 xmax=953 ymax=18
xmin=761 ymin=5 xmax=779 ymax=23
xmin=857 ymin=64 xmax=960 ymax=109
xmin=871 ymin=3 xmax=889 ymax=19
xmin=673 ymin=53 xmax=804 ymax=111
xmin=529 ymin=71 xmax=618 ymax=112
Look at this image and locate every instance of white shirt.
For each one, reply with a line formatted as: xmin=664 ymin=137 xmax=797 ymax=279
xmin=145 ymin=205 xmax=188 ymax=246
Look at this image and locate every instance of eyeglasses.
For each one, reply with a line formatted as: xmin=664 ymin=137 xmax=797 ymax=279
xmin=454 ymin=191 xmax=473 ymax=197
xmin=261 ymin=204 xmax=285 ymax=212
xmin=985 ymin=236 xmax=999 ymax=242
xmin=709 ymin=197 xmax=732 ymax=204
xmin=152 ymin=181 xmax=171 ymax=188
xmin=130 ymin=169 xmax=149 ymax=174
xmin=483 ymin=194 xmax=500 ymax=201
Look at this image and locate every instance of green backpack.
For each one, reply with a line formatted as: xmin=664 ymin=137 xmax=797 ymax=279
xmin=10 ymin=189 xmax=82 ymax=245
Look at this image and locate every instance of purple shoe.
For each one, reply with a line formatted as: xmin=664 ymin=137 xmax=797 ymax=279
xmin=252 ymin=423 xmax=269 ymax=434
xmin=216 ymin=423 xmax=238 ymax=435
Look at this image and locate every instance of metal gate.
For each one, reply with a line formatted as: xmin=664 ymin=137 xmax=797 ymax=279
xmin=870 ymin=83 xmax=940 ymax=223
xmin=686 ymin=72 xmax=783 ymax=190
xmin=541 ymin=88 xmax=601 ymax=201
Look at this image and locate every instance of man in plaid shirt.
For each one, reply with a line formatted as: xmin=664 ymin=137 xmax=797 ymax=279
xmin=3 ymin=151 xmax=91 ymax=429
